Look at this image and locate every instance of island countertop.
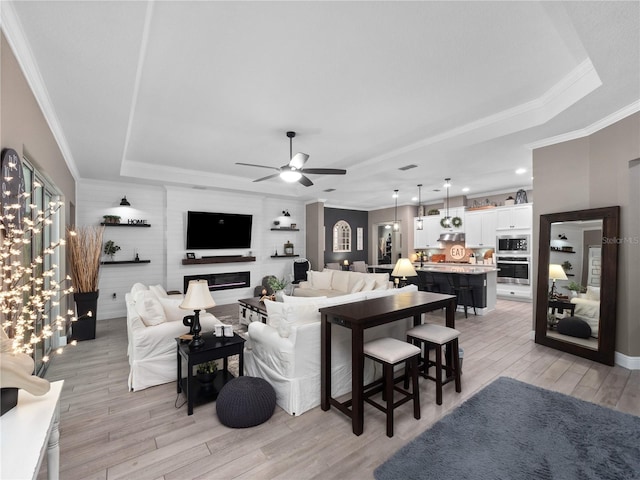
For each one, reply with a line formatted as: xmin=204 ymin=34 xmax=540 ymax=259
xmin=369 ymin=263 xmax=499 ymax=274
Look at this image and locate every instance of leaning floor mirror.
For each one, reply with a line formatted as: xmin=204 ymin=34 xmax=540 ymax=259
xmin=535 ymin=206 xmax=619 ymax=365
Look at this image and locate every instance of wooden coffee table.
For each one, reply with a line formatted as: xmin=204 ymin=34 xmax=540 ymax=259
xmin=238 ymin=297 xmax=268 ymax=324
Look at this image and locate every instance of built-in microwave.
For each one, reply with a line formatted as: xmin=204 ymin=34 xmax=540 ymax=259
xmin=496 ymin=234 xmax=530 ymax=255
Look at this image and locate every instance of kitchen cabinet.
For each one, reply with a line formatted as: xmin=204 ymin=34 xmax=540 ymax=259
xmin=496 ymin=204 xmax=532 ymax=230
xmin=465 ymin=209 xmax=497 ymax=247
xmin=414 ymin=216 xmax=442 ymax=249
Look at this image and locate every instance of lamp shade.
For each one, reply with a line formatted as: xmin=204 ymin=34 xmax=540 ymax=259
xmin=548 ymin=264 xmax=568 ymax=281
xmin=180 ymin=280 xmax=216 ymax=310
xmin=391 ymin=258 xmax=418 ymax=279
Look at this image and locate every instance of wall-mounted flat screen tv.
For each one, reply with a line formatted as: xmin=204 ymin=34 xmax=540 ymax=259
xmin=186 ymin=211 xmax=253 ymax=249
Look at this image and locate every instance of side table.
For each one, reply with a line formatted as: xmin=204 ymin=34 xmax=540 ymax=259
xmin=548 ymin=299 xmax=576 ymax=317
xmin=176 ymin=332 xmax=245 ymax=415
xmin=238 ymin=297 xmax=268 ymax=325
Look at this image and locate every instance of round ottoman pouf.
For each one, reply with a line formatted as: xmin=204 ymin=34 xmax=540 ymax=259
xmin=216 ymin=376 xmax=276 ymax=428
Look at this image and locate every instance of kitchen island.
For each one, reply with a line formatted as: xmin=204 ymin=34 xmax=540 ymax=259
xmin=369 ymin=263 xmax=498 ymax=315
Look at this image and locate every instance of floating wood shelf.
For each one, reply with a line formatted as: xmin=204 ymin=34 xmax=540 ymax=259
xmin=100 ymin=223 xmax=151 ymax=227
xmin=270 ymin=227 xmax=299 ymax=231
xmin=101 ymin=260 xmax=151 ymax=265
xmin=270 ymin=254 xmax=299 ymax=258
xmin=182 ymin=256 xmax=256 ymax=265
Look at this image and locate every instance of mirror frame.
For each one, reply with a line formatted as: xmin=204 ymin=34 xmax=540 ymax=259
xmin=535 ymin=206 xmax=619 ymax=365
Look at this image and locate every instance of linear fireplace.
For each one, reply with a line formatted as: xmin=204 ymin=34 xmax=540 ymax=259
xmin=183 ymin=271 xmax=250 ymax=294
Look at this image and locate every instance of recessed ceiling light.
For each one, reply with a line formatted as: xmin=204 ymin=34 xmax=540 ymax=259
xmin=515 ymin=168 xmax=527 ymax=175
xmin=462 ymin=187 xmax=470 ymax=192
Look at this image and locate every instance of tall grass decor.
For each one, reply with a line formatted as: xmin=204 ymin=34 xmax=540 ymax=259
xmin=66 ymin=226 xmax=104 ymax=293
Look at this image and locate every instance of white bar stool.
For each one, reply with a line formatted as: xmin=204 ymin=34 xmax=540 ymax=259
xmin=363 ymin=337 xmax=421 ymax=437
xmin=406 ymin=324 xmax=462 ymax=405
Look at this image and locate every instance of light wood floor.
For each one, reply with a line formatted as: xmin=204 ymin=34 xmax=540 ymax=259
xmin=38 ymin=300 xmax=639 ymax=480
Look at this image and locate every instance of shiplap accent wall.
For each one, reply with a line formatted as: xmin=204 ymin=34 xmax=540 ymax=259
xmin=76 ymin=180 xmax=166 ymax=320
xmin=77 ymin=180 xmax=305 ymax=319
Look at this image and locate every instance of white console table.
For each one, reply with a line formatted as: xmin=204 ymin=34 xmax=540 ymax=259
xmin=0 ymin=380 xmax=64 ymax=480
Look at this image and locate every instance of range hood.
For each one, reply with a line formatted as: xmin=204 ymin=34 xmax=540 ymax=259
xmin=438 ymin=232 xmax=466 ymax=242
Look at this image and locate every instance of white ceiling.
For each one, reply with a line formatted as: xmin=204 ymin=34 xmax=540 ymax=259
xmin=3 ymin=1 xmax=639 ymax=210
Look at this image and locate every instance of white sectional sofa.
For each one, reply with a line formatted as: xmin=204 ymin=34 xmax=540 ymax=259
xmin=125 ymin=283 xmax=222 ymax=391
xmin=244 ymin=284 xmax=419 ymax=416
xmin=293 ymin=269 xmax=393 ymax=297
xmin=570 ymin=286 xmax=601 ymax=338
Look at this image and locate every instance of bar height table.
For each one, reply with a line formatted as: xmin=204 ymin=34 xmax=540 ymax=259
xmin=320 ymin=291 xmax=456 ymax=435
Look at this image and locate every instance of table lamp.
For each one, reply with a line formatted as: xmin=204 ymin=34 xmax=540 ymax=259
xmin=548 ymin=264 xmax=567 ymax=298
xmin=180 ymin=280 xmax=216 ymax=348
xmin=391 ymin=258 xmax=418 ymax=287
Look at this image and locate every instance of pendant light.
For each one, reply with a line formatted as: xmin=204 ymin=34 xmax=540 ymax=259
xmin=393 ymin=189 xmax=400 ymax=231
xmin=416 ymin=184 xmax=423 ymax=230
xmin=442 ymin=178 xmax=451 ymax=227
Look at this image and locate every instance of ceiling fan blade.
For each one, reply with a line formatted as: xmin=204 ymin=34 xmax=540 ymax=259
xmin=289 ymin=152 xmax=309 ymax=170
xmin=299 ymin=168 xmax=347 ymax=175
xmin=298 ymin=175 xmax=313 ymax=187
xmin=236 ymin=162 xmax=279 ymax=171
xmin=253 ymin=173 xmax=280 ymax=183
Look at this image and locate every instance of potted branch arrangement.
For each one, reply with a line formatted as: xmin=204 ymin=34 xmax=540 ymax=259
xmin=67 ymin=226 xmax=104 ymax=341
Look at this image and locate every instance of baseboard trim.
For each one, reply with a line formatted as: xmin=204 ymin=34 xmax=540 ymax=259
xmin=529 ymin=331 xmax=640 ymax=370
xmin=615 ymin=352 xmax=640 ymax=370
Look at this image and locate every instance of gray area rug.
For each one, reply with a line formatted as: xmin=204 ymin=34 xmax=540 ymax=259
xmin=374 ymin=377 xmax=640 ymax=480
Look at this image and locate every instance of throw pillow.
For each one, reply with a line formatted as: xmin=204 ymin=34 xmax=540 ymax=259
xmin=586 ymin=286 xmax=600 ymax=301
xmin=149 ymin=284 xmax=169 ymax=298
xmin=263 ymin=299 xmax=285 ymax=330
xmin=131 ymin=282 xmax=148 ymax=295
xmin=331 ymin=270 xmax=350 ymax=292
xmin=157 ymin=296 xmax=187 ymax=321
xmin=134 ymin=290 xmax=167 ymax=326
xmin=371 ymin=273 xmax=390 ymax=290
xmin=350 ymin=278 xmax=365 ymax=293
xmin=361 ymin=276 xmax=377 ymax=292
xmin=310 ymin=270 xmax=333 ymax=290
xmin=557 ymin=316 xmax=592 ymax=339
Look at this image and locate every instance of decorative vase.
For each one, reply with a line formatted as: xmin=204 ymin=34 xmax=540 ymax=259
xmin=197 ymin=372 xmax=217 ymax=394
xmin=1 ymin=387 xmax=19 ymax=416
xmin=275 ymin=290 xmax=285 ymax=302
xmin=73 ymin=291 xmax=99 ymax=341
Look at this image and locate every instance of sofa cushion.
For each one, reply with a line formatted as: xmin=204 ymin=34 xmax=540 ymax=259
xmin=157 ymin=296 xmax=189 ymax=321
xmin=282 ymin=294 xmax=327 ymax=304
xmin=330 ymin=270 xmax=351 ymax=293
xmin=134 ymin=290 xmax=167 ymax=326
xmin=309 ymin=270 xmax=333 ymax=290
xmin=361 ymin=276 xmax=377 ymax=291
xmin=149 ymin=284 xmax=170 ymax=298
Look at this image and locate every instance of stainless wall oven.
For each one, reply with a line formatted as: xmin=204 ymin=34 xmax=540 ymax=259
xmin=496 ymin=234 xmax=530 ymax=255
xmin=496 ymin=256 xmax=530 ymax=285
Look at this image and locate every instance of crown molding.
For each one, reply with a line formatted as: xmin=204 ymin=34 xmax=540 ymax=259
xmin=526 ymin=100 xmax=640 ymax=150
xmin=1 ymin=2 xmax=80 ymax=181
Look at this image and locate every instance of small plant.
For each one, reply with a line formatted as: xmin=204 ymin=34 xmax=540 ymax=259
xmin=197 ymin=360 xmax=218 ymax=375
xmin=102 ymin=215 xmax=121 ymax=224
xmin=564 ymin=281 xmax=586 ymax=293
xmin=103 ymin=240 xmax=121 ymax=257
xmin=561 ymin=261 xmax=572 ymax=272
xmin=427 ymin=209 xmax=440 ymax=216
xmin=267 ymin=276 xmax=289 ymax=292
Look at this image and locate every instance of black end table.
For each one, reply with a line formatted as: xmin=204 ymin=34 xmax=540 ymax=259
xmin=176 ymin=331 xmax=245 ymax=415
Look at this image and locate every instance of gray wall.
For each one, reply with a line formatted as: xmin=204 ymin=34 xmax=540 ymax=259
xmin=533 ymin=112 xmax=640 ymax=358
xmin=324 ymin=207 xmax=368 ymax=266
xmin=305 ymin=202 xmax=324 ymax=272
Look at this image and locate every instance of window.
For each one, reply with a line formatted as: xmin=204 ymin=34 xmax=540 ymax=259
xmin=332 ymin=220 xmax=351 ymax=252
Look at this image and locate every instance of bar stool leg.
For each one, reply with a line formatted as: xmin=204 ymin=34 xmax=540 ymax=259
xmin=411 ymin=356 xmax=421 ymax=420
xmin=453 ymin=338 xmax=462 ymax=393
xmin=435 ymin=344 xmax=443 ymax=405
xmin=385 ymin=363 xmax=394 ymax=437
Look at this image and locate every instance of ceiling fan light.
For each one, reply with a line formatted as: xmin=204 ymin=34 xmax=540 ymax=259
xmin=280 ymin=170 xmax=302 ymax=183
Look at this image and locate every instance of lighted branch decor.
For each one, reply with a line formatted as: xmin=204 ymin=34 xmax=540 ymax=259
xmin=0 ymin=185 xmax=74 ymax=359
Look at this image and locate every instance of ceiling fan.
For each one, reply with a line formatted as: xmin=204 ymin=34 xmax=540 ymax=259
xmin=236 ymin=131 xmax=346 ymax=187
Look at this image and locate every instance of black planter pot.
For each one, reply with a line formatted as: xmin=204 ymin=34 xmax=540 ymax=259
xmin=1 ymin=387 xmax=19 ymax=416
xmin=73 ymin=291 xmax=99 ymax=341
